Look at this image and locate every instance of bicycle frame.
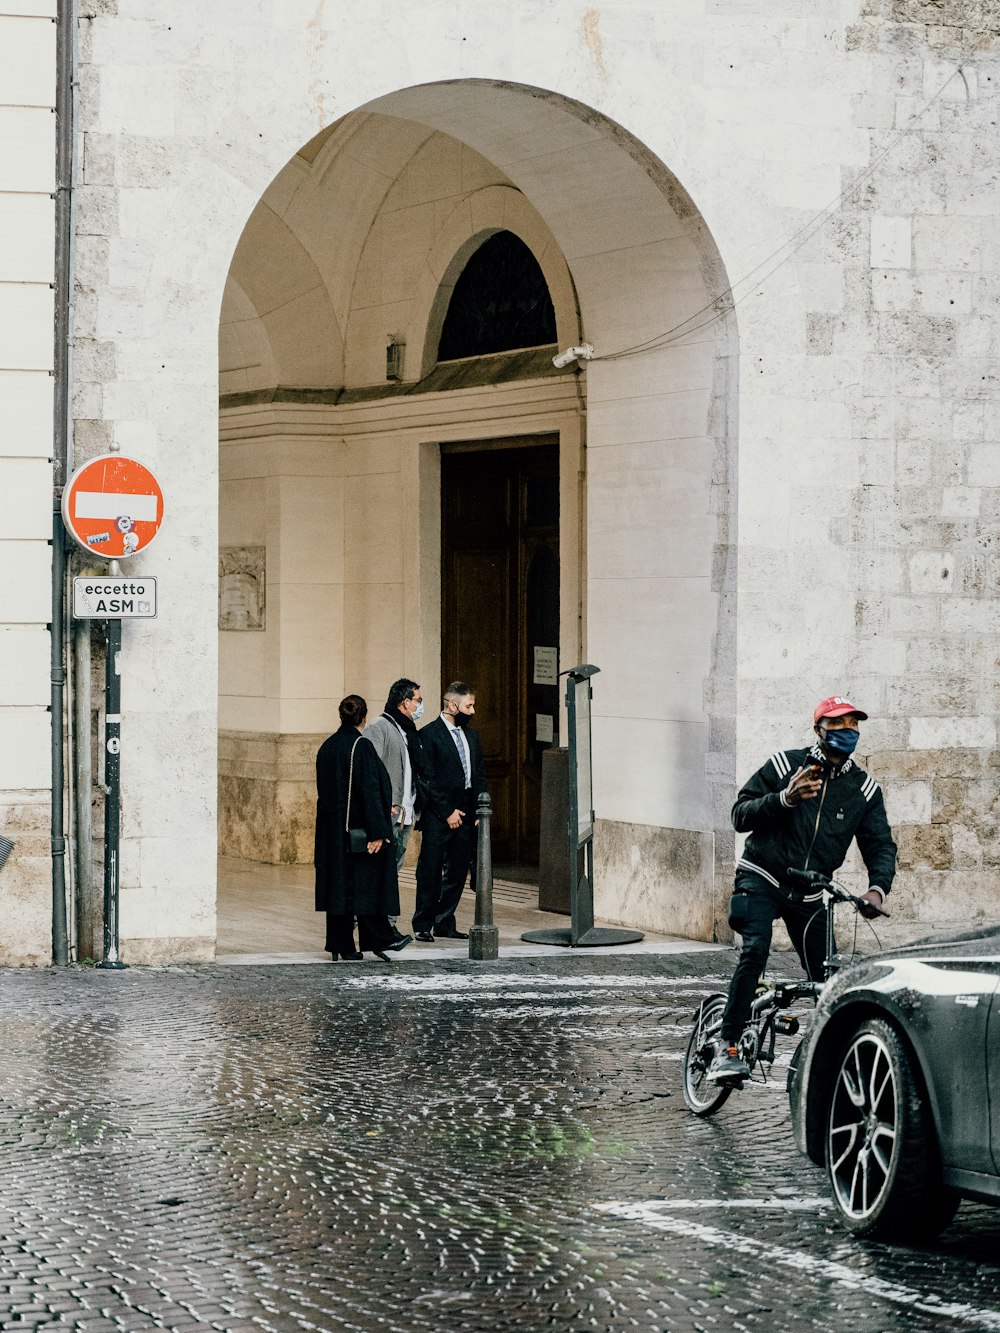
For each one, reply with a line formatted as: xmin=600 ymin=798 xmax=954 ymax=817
xmin=683 ymin=876 xmax=887 ymax=1115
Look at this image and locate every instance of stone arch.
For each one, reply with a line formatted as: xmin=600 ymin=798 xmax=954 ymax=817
xmin=217 ymin=79 xmax=738 ymax=944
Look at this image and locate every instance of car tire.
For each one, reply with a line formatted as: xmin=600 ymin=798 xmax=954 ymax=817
xmin=825 ymin=1015 xmax=957 ymax=1240
xmin=682 ymin=994 xmax=733 ymax=1117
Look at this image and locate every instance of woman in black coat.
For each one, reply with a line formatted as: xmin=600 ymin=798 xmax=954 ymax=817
xmin=314 ymin=694 xmax=412 ymax=960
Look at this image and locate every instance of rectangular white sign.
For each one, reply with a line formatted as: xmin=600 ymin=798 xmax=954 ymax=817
xmin=73 ymin=577 xmax=157 ymax=619
xmin=74 ymin=491 xmax=159 ymax=521
xmin=533 ymin=645 xmax=558 ymax=686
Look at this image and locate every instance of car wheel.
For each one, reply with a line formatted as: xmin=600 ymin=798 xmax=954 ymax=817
xmin=682 ymin=994 xmax=733 ymax=1117
xmin=825 ymin=1015 xmax=957 ymax=1240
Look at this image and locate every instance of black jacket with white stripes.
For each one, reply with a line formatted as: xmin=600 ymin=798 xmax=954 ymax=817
xmin=732 ymin=742 xmax=896 ymax=897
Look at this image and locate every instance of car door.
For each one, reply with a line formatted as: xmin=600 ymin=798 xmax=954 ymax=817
xmin=906 ymin=960 xmax=999 ymax=1175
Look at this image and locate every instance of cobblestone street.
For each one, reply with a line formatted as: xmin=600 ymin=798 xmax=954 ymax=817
xmin=1 ymin=955 xmax=998 ymax=1332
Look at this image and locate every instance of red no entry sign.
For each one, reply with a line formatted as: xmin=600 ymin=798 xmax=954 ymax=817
xmin=62 ymin=454 xmax=164 ymax=559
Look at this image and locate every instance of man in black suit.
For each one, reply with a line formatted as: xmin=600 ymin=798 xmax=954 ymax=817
xmin=412 ymin=681 xmax=486 ymax=941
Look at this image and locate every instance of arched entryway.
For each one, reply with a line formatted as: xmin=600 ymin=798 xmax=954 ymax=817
xmin=216 ymin=81 xmax=737 ymax=952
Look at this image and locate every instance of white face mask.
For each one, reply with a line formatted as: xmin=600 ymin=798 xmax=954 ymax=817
xmin=412 ymin=699 xmax=424 ymax=720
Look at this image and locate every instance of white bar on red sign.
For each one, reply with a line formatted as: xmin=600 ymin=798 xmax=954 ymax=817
xmin=74 ymin=492 xmax=159 ymax=521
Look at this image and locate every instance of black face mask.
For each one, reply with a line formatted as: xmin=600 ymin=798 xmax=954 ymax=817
xmin=450 ymin=709 xmax=471 ymax=728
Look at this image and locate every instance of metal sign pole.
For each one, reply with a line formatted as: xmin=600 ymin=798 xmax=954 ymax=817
xmin=62 ymin=453 xmax=163 ymax=971
xmin=97 ymin=611 xmax=126 ymax=970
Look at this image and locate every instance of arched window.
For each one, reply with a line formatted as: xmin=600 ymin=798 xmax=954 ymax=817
xmin=437 ymin=231 xmax=557 ymax=361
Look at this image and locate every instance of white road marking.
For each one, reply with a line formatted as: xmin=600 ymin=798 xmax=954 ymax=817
xmin=595 ymin=1201 xmax=1000 ymax=1331
xmin=601 ymin=1197 xmax=831 ymax=1211
xmin=339 ymin=974 xmax=727 ymax=994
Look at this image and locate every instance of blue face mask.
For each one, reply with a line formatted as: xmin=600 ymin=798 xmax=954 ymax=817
xmin=412 ymin=699 xmax=424 ymax=721
xmin=821 ymin=726 xmax=859 ymax=756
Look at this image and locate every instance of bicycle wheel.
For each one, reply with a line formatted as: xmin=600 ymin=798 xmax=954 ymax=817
xmin=682 ymin=994 xmax=733 ymax=1116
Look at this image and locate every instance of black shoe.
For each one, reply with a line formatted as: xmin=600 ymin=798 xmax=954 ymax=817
xmin=707 ymin=1045 xmax=750 ymax=1083
xmin=434 ymin=929 xmax=469 ymax=940
xmin=372 ymin=951 xmax=392 ymax=962
xmin=390 ymin=926 xmax=408 ymax=944
xmin=385 ymin=933 xmax=412 ymax=952
xmin=332 ymin=951 xmax=364 ymax=961
xmin=414 ymin=931 xmax=434 ymax=943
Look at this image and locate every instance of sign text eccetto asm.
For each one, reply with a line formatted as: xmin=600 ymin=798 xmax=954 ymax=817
xmin=73 ymin=578 xmax=158 ymax=619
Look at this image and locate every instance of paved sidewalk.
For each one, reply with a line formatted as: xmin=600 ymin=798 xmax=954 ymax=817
xmin=217 ymin=856 xmax=723 ymax=965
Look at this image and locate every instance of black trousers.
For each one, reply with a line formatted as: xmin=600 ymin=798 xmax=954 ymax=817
xmin=325 ymin=913 xmax=395 ymax=957
xmin=720 ymin=877 xmax=829 ymax=1045
xmin=412 ymin=798 xmax=475 ymax=935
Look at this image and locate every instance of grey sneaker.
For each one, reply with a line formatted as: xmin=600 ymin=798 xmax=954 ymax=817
xmin=707 ymin=1045 xmax=750 ymax=1083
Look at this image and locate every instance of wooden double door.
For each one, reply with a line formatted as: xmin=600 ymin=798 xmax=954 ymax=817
xmin=440 ymin=438 xmax=560 ymax=866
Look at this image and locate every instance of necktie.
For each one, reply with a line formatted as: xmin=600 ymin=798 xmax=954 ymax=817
xmin=451 ymin=727 xmax=470 ymax=786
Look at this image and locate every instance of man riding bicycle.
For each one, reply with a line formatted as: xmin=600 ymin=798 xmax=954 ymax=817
xmin=709 ymin=696 xmax=897 ymax=1083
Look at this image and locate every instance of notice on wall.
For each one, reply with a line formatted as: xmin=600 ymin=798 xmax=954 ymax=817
xmin=535 ymin=713 xmax=554 ymax=743
xmin=533 ymin=645 xmax=558 ymax=686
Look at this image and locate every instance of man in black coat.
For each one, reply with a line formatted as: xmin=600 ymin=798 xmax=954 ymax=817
xmin=412 ymin=681 xmax=486 ymax=941
xmin=709 ymin=695 xmax=896 ymax=1083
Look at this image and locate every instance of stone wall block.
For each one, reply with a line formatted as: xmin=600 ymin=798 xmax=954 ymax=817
xmin=968 ymin=441 xmax=1000 ymax=485
xmin=956 ymin=551 xmax=1000 ymax=595
xmin=74 ymin=236 xmax=111 ymax=291
xmin=870 ymin=214 xmax=912 ymax=267
xmin=896 ymin=822 xmax=952 ymax=868
xmin=82 ymin=133 xmax=116 ymax=187
xmin=940 ymin=595 xmax=1000 ymax=632
xmin=884 ymin=779 xmax=933 ymax=823
xmin=950 ymin=821 xmax=982 ymax=867
xmin=939 ymin=358 xmax=1000 ymax=403
xmin=75 ymin=185 xmax=119 ymax=238
xmin=72 ymin=381 xmax=103 ymax=419
xmin=871 ymin=746 xmax=985 ymax=778
xmin=907 ymin=548 xmax=955 ymax=591
xmin=72 ymin=418 xmax=114 ymax=457
xmin=941 ymin=485 xmax=981 ymax=515
xmin=932 ymin=775 xmax=966 ymax=820
xmin=911 ymin=713 xmax=997 ymax=747
xmin=957 ymin=315 xmax=995 ymax=356
xmin=73 ymin=337 xmax=117 ymax=386
xmin=888 ymin=674 xmax=973 ymax=713
xmin=896 ymin=441 xmax=938 ymax=485
xmin=904 ymin=634 xmax=971 ymax=673
xmin=876 ymin=310 xmax=957 ymax=357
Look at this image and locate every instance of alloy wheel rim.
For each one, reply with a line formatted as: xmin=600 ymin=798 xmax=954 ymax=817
xmin=828 ymin=1032 xmax=897 ymax=1219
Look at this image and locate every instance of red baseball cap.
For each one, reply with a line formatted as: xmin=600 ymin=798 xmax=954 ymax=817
xmin=814 ymin=695 xmax=868 ymax=724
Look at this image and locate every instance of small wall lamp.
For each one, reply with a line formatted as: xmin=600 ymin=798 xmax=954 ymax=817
xmin=386 ymin=335 xmax=405 ymax=381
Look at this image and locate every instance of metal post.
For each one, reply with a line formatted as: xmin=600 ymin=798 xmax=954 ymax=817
xmin=468 ymin=792 xmax=499 ymax=960
xmin=97 ymin=615 xmax=126 ymax=969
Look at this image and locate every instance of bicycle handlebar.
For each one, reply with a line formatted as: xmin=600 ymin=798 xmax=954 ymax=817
xmin=785 ymin=867 xmax=890 ymax=918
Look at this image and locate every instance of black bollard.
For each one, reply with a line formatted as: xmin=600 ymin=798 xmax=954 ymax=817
xmin=469 ymin=791 xmax=499 ymax=960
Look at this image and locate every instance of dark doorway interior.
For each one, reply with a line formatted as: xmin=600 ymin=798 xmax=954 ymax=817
xmin=441 ymin=439 xmax=560 ymax=865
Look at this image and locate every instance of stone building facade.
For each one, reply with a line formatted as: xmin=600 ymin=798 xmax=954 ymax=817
xmin=1 ymin=0 xmax=1000 ymax=963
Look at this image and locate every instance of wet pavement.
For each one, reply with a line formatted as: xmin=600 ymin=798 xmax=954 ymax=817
xmin=0 ymin=952 xmax=998 ymax=1332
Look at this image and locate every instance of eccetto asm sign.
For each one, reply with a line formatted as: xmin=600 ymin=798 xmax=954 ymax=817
xmin=73 ymin=578 xmax=157 ymax=619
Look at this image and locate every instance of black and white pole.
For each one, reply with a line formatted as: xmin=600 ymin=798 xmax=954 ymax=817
xmin=469 ymin=792 xmax=499 ymax=960
xmin=98 ymin=565 xmax=126 ymax=970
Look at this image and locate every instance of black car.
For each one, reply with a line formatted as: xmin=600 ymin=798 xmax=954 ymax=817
xmin=788 ymin=923 xmax=1000 ymax=1240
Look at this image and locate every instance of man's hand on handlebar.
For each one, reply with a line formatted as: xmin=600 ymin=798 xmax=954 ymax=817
xmin=786 ymin=867 xmax=890 ymax=918
xmin=785 ymin=765 xmax=823 ymax=805
xmin=858 ymin=890 xmax=887 ymax=919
